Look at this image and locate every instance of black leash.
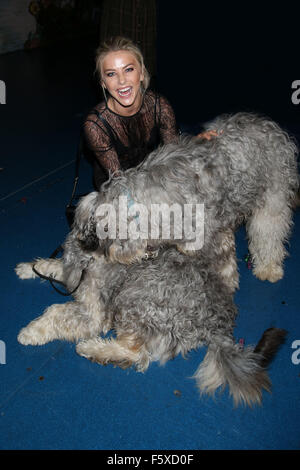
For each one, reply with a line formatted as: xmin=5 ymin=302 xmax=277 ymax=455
xmin=32 ymin=245 xmax=86 ymax=296
xmin=65 ymin=130 xmax=87 ymax=228
xmin=33 ymin=131 xmax=86 ymax=296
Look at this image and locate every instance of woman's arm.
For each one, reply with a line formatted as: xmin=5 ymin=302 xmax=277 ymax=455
xmin=158 ymin=95 xmax=180 ymax=144
xmin=83 ymin=119 xmax=121 ymax=176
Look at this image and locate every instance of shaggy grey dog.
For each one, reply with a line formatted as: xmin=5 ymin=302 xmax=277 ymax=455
xmin=16 ymin=241 xmax=286 ymax=407
xmin=15 ymin=112 xmax=296 ymax=406
xmin=71 ymin=112 xmax=299 ymax=292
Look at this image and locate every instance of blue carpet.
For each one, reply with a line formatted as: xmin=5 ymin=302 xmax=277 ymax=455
xmin=0 ymin=43 xmax=300 ymax=451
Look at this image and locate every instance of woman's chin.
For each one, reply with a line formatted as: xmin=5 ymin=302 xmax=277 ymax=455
xmin=110 ymin=91 xmax=142 ymax=113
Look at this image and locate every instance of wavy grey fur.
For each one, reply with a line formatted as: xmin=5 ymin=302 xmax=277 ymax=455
xmin=17 ymin=245 xmax=286 ymax=407
xmin=16 ymin=112 xmax=294 ymax=406
xmin=73 ymin=112 xmax=298 ymax=286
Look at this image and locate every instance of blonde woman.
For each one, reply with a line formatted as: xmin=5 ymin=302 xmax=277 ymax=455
xmin=84 ymin=36 xmax=179 ymax=189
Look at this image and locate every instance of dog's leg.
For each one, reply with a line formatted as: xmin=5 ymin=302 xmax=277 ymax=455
xmin=247 ymin=190 xmax=293 ymax=282
xmin=17 ymin=301 xmax=105 ymax=345
xmin=214 ymin=229 xmax=239 ymax=292
xmin=15 ymin=258 xmax=64 ymax=282
xmin=76 ymin=332 xmax=150 ymax=372
xmin=177 ymin=230 xmax=239 ymax=292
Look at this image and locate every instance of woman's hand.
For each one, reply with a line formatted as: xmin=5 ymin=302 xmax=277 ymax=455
xmin=197 ymin=130 xmax=221 ymax=140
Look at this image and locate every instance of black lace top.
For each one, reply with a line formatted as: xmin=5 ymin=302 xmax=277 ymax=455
xmin=83 ymin=90 xmax=179 ymax=189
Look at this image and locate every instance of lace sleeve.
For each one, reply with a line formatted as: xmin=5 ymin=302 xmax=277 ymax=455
xmin=159 ymin=95 xmax=180 ymax=144
xmin=83 ymin=118 xmax=121 ymax=175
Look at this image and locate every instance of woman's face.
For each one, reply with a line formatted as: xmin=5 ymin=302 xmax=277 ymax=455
xmin=101 ymin=50 xmax=145 ymax=115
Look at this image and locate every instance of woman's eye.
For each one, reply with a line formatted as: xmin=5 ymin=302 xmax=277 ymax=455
xmin=106 ymin=72 xmax=115 ymax=77
xmin=126 ymin=67 xmax=134 ymax=73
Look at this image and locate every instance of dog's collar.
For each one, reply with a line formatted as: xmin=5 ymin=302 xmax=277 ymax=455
xmin=125 ymin=189 xmax=140 ymax=223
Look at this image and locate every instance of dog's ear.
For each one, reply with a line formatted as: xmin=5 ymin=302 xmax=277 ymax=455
xmin=74 ymin=192 xmax=99 ymax=229
xmin=78 ymin=221 xmax=99 ymax=252
xmin=73 ymin=192 xmax=100 ymax=252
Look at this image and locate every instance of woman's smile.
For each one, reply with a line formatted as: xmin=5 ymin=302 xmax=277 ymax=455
xmin=117 ymin=86 xmax=133 ymax=98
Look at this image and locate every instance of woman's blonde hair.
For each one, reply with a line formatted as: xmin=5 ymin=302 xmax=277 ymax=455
xmin=95 ymin=36 xmax=150 ymax=91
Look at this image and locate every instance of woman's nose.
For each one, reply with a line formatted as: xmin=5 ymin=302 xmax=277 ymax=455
xmin=118 ymin=72 xmax=126 ymax=85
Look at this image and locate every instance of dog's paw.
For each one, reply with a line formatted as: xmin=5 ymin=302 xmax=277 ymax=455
xmin=17 ymin=318 xmax=54 ymax=345
xmin=76 ymin=339 xmax=135 ymax=369
xmin=76 ymin=339 xmax=98 ymax=360
xmin=15 ymin=262 xmax=36 ymax=279
xmin=253 ymin=263 xmax=284 ymax=283
xmin=18 ymin=327 xmax=39 ymax=345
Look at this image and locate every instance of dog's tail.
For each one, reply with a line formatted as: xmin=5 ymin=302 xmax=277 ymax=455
xmin=193 ymin=328 xmax=287 ymax=407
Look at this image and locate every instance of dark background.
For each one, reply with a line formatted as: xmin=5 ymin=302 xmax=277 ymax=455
xmin=1 ymin=0 xmax=297 ymax=126
xmin=156 ymin=1 xmax=299 ymax=126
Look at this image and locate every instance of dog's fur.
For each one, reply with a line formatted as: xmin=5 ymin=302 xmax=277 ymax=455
xmin=72 ymin=113 xmax=298 ymax=292
xmin=16 ymin=246 xmax=286 ymax=407
xmin=15 ymin=112 xmax=297 ymax=406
